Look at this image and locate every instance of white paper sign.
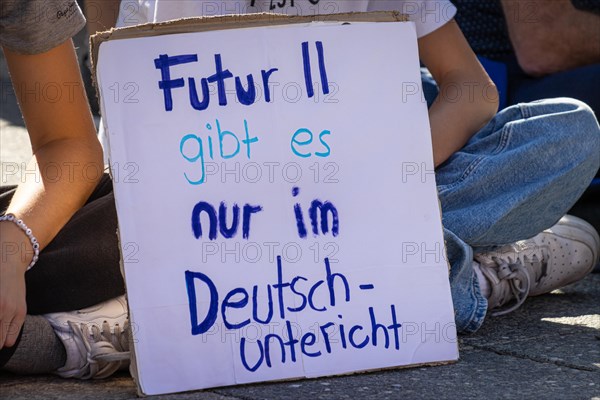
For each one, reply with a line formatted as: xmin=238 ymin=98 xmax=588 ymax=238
xmin=97 ymin=20 xmax=458 ymax=396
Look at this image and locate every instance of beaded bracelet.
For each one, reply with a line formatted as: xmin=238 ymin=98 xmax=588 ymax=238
xmin=0 ymin=213 xmax=40 ymax=271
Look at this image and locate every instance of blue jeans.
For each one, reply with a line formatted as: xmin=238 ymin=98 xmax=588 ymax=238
xmin=422 ymin=70 xmax=600 ymax=333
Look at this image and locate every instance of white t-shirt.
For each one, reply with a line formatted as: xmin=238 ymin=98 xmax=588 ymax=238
xmin=117 ymin=0 xmax=456 ymax=38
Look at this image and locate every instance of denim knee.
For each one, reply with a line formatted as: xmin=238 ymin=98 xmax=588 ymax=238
xmin=524 ymin=97 xmax=599 ymax=177
xmin=558 ymin=98 xmax=600 ymax=176
xmin=574 ymin=100 xmax=600 ymax=170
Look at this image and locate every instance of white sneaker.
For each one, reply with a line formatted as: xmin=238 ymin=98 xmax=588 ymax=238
xmin=475 ymin=215 xmax=600 ymax=316
xmin=43 ymin=295 xmax=130 ymax=379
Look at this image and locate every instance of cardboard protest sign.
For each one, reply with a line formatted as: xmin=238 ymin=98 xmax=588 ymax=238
xmin=93 ymin=12 xmax=458 ymax=396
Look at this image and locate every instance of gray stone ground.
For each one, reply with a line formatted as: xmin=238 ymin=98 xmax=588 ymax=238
xmin=0 ymin=276 xmax=598 ymax=400
xmin=1 ymin=29 xmax=599 ymax=400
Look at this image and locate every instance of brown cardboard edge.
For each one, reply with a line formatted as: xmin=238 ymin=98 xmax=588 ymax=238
xmin=90 ymin=11 xmax=407 ymax=96
xmin=109 ymin=176 xmax=142 ymax=396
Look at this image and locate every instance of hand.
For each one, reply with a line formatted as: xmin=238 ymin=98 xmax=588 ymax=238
xmin=0 ymin=223 xmax=29 ymax=350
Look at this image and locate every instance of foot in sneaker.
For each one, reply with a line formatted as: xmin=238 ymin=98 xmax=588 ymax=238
xmin=475 ymin=215 xmax=600 ymax=316
xmin=43 ymin=295 xmax=130 ymax=379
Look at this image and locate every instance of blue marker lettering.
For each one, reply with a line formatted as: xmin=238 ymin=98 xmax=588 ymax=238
xmin=180 ymin=134 xmax=205 ymax=185
xmin=291 ymin=128 xmax=313 ymax=158
xmin=325 ymin=257 xmax=350 ymax=306
xmin=207 ymin=54 xmax=233 ymax=106
xmin=309 ymin=200 xmax=339 ymax=236
xmin=287 ymin=276 xmax=308 ymax=312
xmin=292 ymin=187 xmax=307 ymax=238
xmin=218 ymin=202 xmax=240 ymax=239
xmin=300 ymin=332 xmax=321 ymax=357
xmin=308 ymin=280 xmax=326 ymax=312
xmin=264 ymin=334 xmax=286 ymax=368
xmin=349 ymin=325 xmax=369 ymax=348
xmin=252 ymin=284 xmax=274 ymax=324
xmin=316 ymin=130 xmax=332 ymax=157
xmin=319 ymin=322 xmax=335 ymax=353
xmin=191 ymin=201 xmax=218 ymax=240
xmin=301 ymin=42 xmax=314 ymax=98
xmin=242 ymin=119 xmax=259 ymax=159
xmin=240 ymin=337 xmax=263 ymax=372
xmin=242 ymin=204 xmax=263 ymax=240
xmin=189 ymin=77 xmax=210 ymax=111
xmin=217 ymin=119 xmax=241 ymax=159
xmin=154 ymin=54 xmax=198 ymax=111
xmin=370 ymin=307 xmax=390 ymax=349
xmin=316 ymin=41 xmax=330 ymax=95
xmin=261 ymin=68 xmax=279 ymax=102
xmin=235 ymin=74 xmax=256 ymax=106
xmin=388 ymin=305 xmax=402 ymax=350
xmin=185 ymin=270 xmax=218 ymax=335
xmin=338 ymin=315 xmax=348 ymax=349
xmin=272 ymin=256 xmax=291 ymax=319
xmin=221 ymin=288 xmax=250 ymax=330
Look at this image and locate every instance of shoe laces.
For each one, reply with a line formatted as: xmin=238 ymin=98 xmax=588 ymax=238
xmin=477 ymin=247 xmax=549 ymax=316
xmin=68 ymin=319 xmax=130 ymax=379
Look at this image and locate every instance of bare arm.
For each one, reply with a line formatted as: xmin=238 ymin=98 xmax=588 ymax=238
xmin=419 ymin=20 xmax=499 ymax=167
xmin=0 ymin=39 xmax=103 ymax=349
xmin=501 ymin=0 xmax=600 ymax=76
